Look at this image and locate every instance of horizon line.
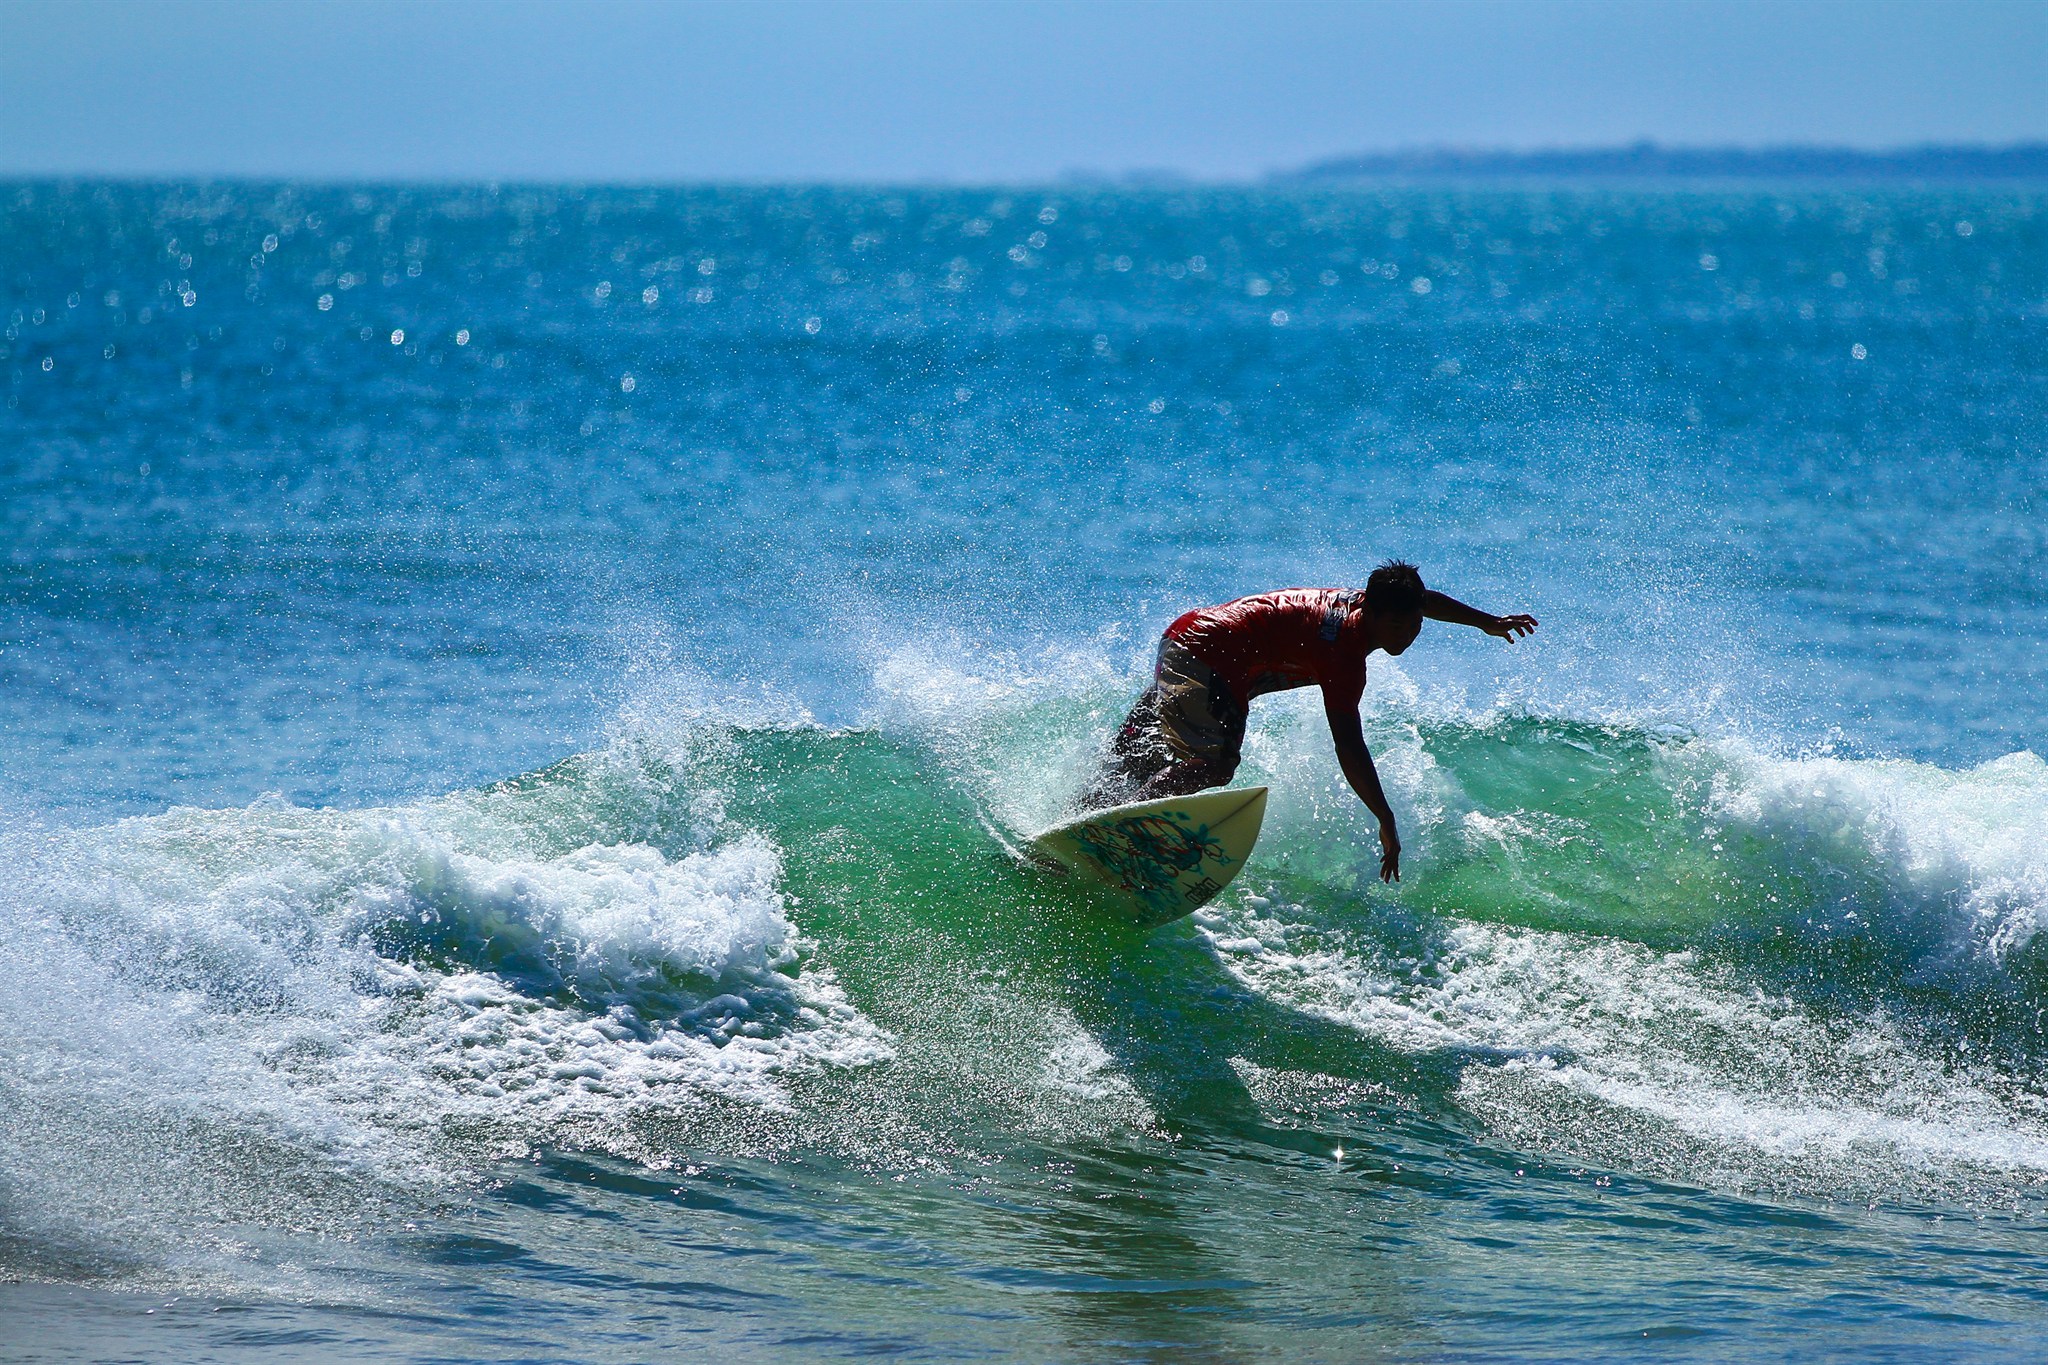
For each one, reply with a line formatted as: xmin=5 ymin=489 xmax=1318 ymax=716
xmin=4 ymin=140 xmax=2046 ymax=190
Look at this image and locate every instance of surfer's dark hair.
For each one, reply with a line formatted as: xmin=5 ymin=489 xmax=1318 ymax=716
xmin=1365 ymin=560 xmax=1426 ymax=616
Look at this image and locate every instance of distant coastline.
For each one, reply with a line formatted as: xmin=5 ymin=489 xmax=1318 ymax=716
xmin=1284 ymin=141 xmax=2048 ymax=183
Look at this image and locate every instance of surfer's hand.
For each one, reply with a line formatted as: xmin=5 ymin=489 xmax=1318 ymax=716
xmin=1378 ymin=823 xmax=1401 ymax=883
xmin=1485 ymin=613 xmax=1539 ymax=643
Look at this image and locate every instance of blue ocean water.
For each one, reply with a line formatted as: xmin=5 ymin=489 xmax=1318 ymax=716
xmin=2 ymin=181 xmax=2046 ymax=1360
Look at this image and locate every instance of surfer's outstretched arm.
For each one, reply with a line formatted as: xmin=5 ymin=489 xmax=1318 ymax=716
xmin=1323 ymin=692 xmax=1401 ymax=883
xmin=1420 ymin=589 xmax=1538 ymax=642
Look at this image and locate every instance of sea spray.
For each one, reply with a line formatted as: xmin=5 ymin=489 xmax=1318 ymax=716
xmin=0 ymin=752 xmax=896 ymax=1285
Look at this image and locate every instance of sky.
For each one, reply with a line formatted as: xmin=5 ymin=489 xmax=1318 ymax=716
xmin=1 ymin=0 xmax=2043 ymax=182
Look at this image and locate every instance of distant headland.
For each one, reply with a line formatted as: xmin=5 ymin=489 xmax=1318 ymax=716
xmin=1283 ymin=142 xmax=2048 ymax=183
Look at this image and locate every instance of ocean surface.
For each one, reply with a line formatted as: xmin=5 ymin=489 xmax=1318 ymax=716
xmin=2 ymin=180 xmax=2045 ymax=1361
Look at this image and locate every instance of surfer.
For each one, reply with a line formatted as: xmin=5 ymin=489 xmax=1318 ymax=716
xmin=1081 ymin=562 xmax=1536 ymax=882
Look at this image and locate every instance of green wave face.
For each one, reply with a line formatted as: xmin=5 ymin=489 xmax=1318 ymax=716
xmin=9 ymin=697 xmax=2048 ymax=1306
xmin=561 ymin=701 xmax=2048 ymax=1182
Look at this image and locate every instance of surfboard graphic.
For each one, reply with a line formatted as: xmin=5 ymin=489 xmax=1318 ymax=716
xmin=1029 ymin=787 xmax=1269 ymax=925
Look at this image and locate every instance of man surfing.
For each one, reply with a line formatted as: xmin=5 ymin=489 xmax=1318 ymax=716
xmin=1080 ymin=562 xmax=1537 ymax=883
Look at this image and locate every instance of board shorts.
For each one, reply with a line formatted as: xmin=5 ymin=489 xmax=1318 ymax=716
xmin=1117 ymin=637 xmax=1248 ymax=780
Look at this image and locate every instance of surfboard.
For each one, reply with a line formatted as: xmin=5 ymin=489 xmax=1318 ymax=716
xmin=1028 ymin=787 xmax=1269 ymax=926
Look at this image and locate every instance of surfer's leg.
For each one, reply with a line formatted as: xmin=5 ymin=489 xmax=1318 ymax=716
xmin=1076 ymin=639 xmax=1246 ymax=810
xmin=1076 ymin=685 xmax=1172 ymax=810
xmin=1137 ymin=756 xmax=1235 ymax=799
xmin=1142 ymin=642 xmax=1245 ymax=798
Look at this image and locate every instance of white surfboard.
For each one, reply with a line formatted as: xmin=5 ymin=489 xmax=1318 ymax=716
xmin=1029 ymin=787 xmax=1269 ymax=926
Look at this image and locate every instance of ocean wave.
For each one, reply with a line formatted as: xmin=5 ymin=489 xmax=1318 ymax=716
xmin=852 ymin=628 xmax=2048 ymax=1202
xmin=11 ymin=651 xmax=2048 ymax=1274
xmin=867 ymin=632 xmax=2048 ymax=993
xmin=0 ymin=756 xmax=895 ymax=1278
xmin=1707 ymin=745 xmax=2048 ymax=972
xmin=1196 ymin=893 xmax=2048 ymax=1201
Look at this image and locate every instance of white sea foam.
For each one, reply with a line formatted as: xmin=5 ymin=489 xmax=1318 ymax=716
xmin=0 ymin=774 xmax=894 ymax=1279
xmin=1038 ymin=1016 xmax=1149 ymax=1111
xmin=1180 ymin=724 xmax=2048 ymax=1193
xmin=1705 ymin=744 xmax=2048 ymax=970
xmin=1196 ymin=901 xmax=2048 ymax=1195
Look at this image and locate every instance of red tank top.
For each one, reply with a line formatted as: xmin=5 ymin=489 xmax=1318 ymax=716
xmin=1164 ymin=588 xmax=1369 ymax=706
